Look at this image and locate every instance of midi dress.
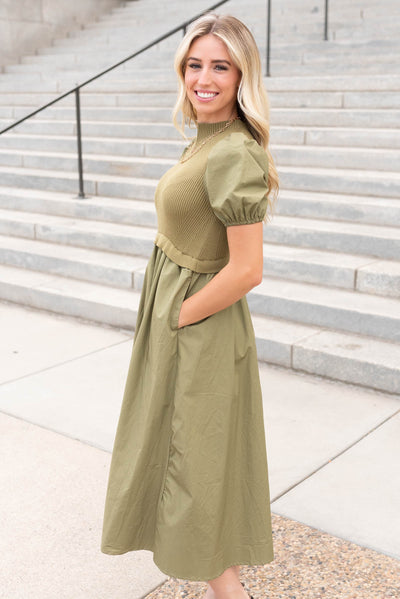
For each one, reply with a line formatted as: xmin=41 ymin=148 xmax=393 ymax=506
xmin=101 ymin=117 xmax=274 ymax=581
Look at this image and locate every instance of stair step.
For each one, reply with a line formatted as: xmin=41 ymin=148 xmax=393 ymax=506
xmin=0 ymin=261 xmax=398 ymax=394
xmin=249 ymin=277 xmax=400 ymax=342
xmin=0 ymin=165 xmax=157 ymax=200
xmin=0 ymin=118 xmax=183 ymax=140
xmin=0 ymin=159 xmax=399 ymax=199
xmin=278 ymin=165 xmax=400 ymax=198
xmin=0 ymin=149 xmax=175 ymax=179
xmin=261 ymin=244 xmax=400 ymax=297
xmin=0 ymin=235 xmax=148 ymax=288
xmin=273 ymin=144 xmax=400 ymax=172
xmin=2 ymin=90 xmax=399 ymax=126
xmin=266 ymin=215 xmax=400 ymax=259
xmin=9 ymin=49 xmax=400 ymax=75
xmin=277 ymin=189 xmax=400 ymax=227
xmin=0 ymin=133 xmax=186 ymax=158
xmin=0 ymin=262 xmax=141 ymax=330
xmin=23 ymin=105 xmax=174 ymax=122
xmin=0 ymin=186 xmax=157 ymax=227
xmin=6 ymin=105 xmax=398 ymax=129
xmin=0 ymin=208 xmax=157 ymax=255
xmin=2 ymin=74 xmax=399 ymax=95
xmin=1 ymin=183 xmax=399 ymax=228
xmin=1 ymin=196 xmax=400 ymax=261
xmin=271 ymin=108 xmax=400 ymax=129
xmin=252 ymin=315 xmax=400 ymax=395
xmin=0 ymin=141 xmax=398 ymax=172
xmin=265 ymin=75 xmax=400 ymax=92
xmin=0 ymin=206 xmax=399 ymax=298
xmin=4 ymin=87 xmax=400 ymax=109
xmin=2 ymin=125 xmax=399 ymax=150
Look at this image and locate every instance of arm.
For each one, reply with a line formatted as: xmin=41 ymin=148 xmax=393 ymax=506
xmin=177 ymin=221 xmax=264 ymax=328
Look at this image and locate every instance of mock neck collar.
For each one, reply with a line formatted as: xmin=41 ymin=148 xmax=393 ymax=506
xmin=196 ymin=118 xmax=240 ymax=142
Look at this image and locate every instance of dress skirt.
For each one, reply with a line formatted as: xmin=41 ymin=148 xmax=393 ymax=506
xmin=101 ymin=243 xmax=274 ymax=581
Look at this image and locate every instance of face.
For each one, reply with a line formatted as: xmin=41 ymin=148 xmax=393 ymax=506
xmin=184 ymin=33 xmax=241 ymax=123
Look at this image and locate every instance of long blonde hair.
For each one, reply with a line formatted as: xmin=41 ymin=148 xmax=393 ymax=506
xmin=172 ymin=13 xmax=279 ymax=218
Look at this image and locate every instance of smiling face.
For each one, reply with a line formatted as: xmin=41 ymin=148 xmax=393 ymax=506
xmin=184 ymin=33 xmax=241 ymax=123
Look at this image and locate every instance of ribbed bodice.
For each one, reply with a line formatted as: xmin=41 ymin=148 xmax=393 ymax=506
xmin=153 ymin=118 xmax=269 ymax=274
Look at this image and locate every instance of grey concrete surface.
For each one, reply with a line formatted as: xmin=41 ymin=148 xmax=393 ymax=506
xmin=272 ymin=412 xmax=400 ymax=560
xmin=0 ymin=300 xmax=399 ymax=599
xmin=0 ymin=412 xmax=166 ymax=599
xmin=258 ymin=366 xmax=399 ymax=502
xmin=0 ymin=302 xmax=129 ymax=384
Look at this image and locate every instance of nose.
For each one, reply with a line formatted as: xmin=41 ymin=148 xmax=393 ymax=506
xmin=197 ymin=66 xmax=212 ymax=87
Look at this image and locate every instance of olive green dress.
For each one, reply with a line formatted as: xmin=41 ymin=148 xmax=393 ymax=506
xmin=101 ymin=118 xmax=274 ymax=581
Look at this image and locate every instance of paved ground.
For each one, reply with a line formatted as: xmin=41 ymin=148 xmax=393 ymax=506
xmin=0 ymin=301 xmax=399 ymax=599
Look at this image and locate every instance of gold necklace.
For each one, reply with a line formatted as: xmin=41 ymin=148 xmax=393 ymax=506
xmin=179 ymin=116 xmax=240 ymax=164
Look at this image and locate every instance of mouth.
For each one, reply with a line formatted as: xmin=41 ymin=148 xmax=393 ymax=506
xmin=195 ymin=90 xmax=219 ymax=99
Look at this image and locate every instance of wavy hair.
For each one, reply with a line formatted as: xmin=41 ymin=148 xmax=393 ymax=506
xmin=172 ymin=13 xmax=279 ymax=218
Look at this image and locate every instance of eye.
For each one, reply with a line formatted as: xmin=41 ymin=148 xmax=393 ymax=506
xmin=187 ymin=62 xmax=201 ymax=69
xmin=215 ymin=64 xmax=228 ymax=71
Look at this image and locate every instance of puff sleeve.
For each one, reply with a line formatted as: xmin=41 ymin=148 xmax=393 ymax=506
xmin=204 ymin=132 xmax=269 ymax=226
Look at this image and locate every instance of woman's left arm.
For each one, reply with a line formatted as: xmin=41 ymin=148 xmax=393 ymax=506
xmin=177 ymin=221 xmax=263 ymax=328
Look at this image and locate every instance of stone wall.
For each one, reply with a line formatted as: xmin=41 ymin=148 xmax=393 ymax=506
xmin=0 ymin=0 xmax=122 ymax=68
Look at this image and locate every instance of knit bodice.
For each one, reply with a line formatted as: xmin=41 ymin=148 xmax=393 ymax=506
xmin=154 ymin=118 xmax=269 ymax=274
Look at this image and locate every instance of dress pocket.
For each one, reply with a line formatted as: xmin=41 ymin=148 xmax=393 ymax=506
xmin=170 ymin=269 xmax=193 ymax=331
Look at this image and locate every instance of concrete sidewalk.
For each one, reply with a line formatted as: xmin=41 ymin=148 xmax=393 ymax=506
xmin=0 ymin=301 xmax=399 ymax=599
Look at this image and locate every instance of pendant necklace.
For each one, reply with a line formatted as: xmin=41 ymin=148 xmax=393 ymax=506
xmin=179 ymin=116 xmax=240 ymax=164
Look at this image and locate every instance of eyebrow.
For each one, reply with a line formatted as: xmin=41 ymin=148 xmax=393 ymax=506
xmin=187 ymin=56 xmax=231 ymax=65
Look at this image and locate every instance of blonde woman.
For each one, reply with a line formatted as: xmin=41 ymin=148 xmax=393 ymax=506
xmin=101 ymin=13 xmax=279 ymax=599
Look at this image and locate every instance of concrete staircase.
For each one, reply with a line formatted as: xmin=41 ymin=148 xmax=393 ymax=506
xmin=0 ymin=0 xmax=399 ymax=395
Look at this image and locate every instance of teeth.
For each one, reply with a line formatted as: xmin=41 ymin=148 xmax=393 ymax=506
xmin=197 ymin=91 xmax=217 ymax=98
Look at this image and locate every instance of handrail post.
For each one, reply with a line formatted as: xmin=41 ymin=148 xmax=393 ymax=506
xmin=74 ymin=86 xmax=85 ymax=199
xmin=266 ymin=0 xmax=271 ymax=77
xmin=324 ymin=0 xmax=329 ymax=40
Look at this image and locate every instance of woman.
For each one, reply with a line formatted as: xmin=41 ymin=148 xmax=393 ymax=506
xmin=101 ymin=13 xmax=279 ymax=599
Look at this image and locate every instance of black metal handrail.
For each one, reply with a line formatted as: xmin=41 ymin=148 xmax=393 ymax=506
xmin=324 ymin=0 xmax=329 ymax=41
xmin=0 ymin=0 xmax=229 ymax=198
xmin=265 ymin=0 xmax=330 ymax=76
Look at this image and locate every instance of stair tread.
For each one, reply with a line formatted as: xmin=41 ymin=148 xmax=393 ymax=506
xmin=0 ymin=133 xmax=185 ymax=145
xmin=0 ymin=184 xmax=399 ymax=207
xmin=252 ymin=314 xmax=400 ymax=370
xmin=0 ymin=262 xmax=140 ymax=307
xmin=1 ymin=204 xmax=400 ymax=240
xmin=0 ymin=234 xmax=149 ymax=268
xmin=277 ymin=165 xmax=400 ymax=179
xmin=0 ymin=226 xmax=398 ymax=272
xmin=0 ymin=260 xmax=399 ymax=371
xmin=271 ymin=215 xmax=400 ymax=239
xmin=2 ymin=203 xmax=400 ymax=240
xmin=0 ymin=147 xmax=177 ymax=165
xmin=0 ymin=161 xmax=399 ymax=182
xmin=0 ymin=165 xmax=158 ymax=185
xmin=0 ymin=207 xmax=157 ymax=237
xmin=280 ymin=189 xmax=400 ymax=207
xmin=256 ymin=277 xmax=400 ymax=314
xmin=1 ymin=144 xmax=399 ymax=160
